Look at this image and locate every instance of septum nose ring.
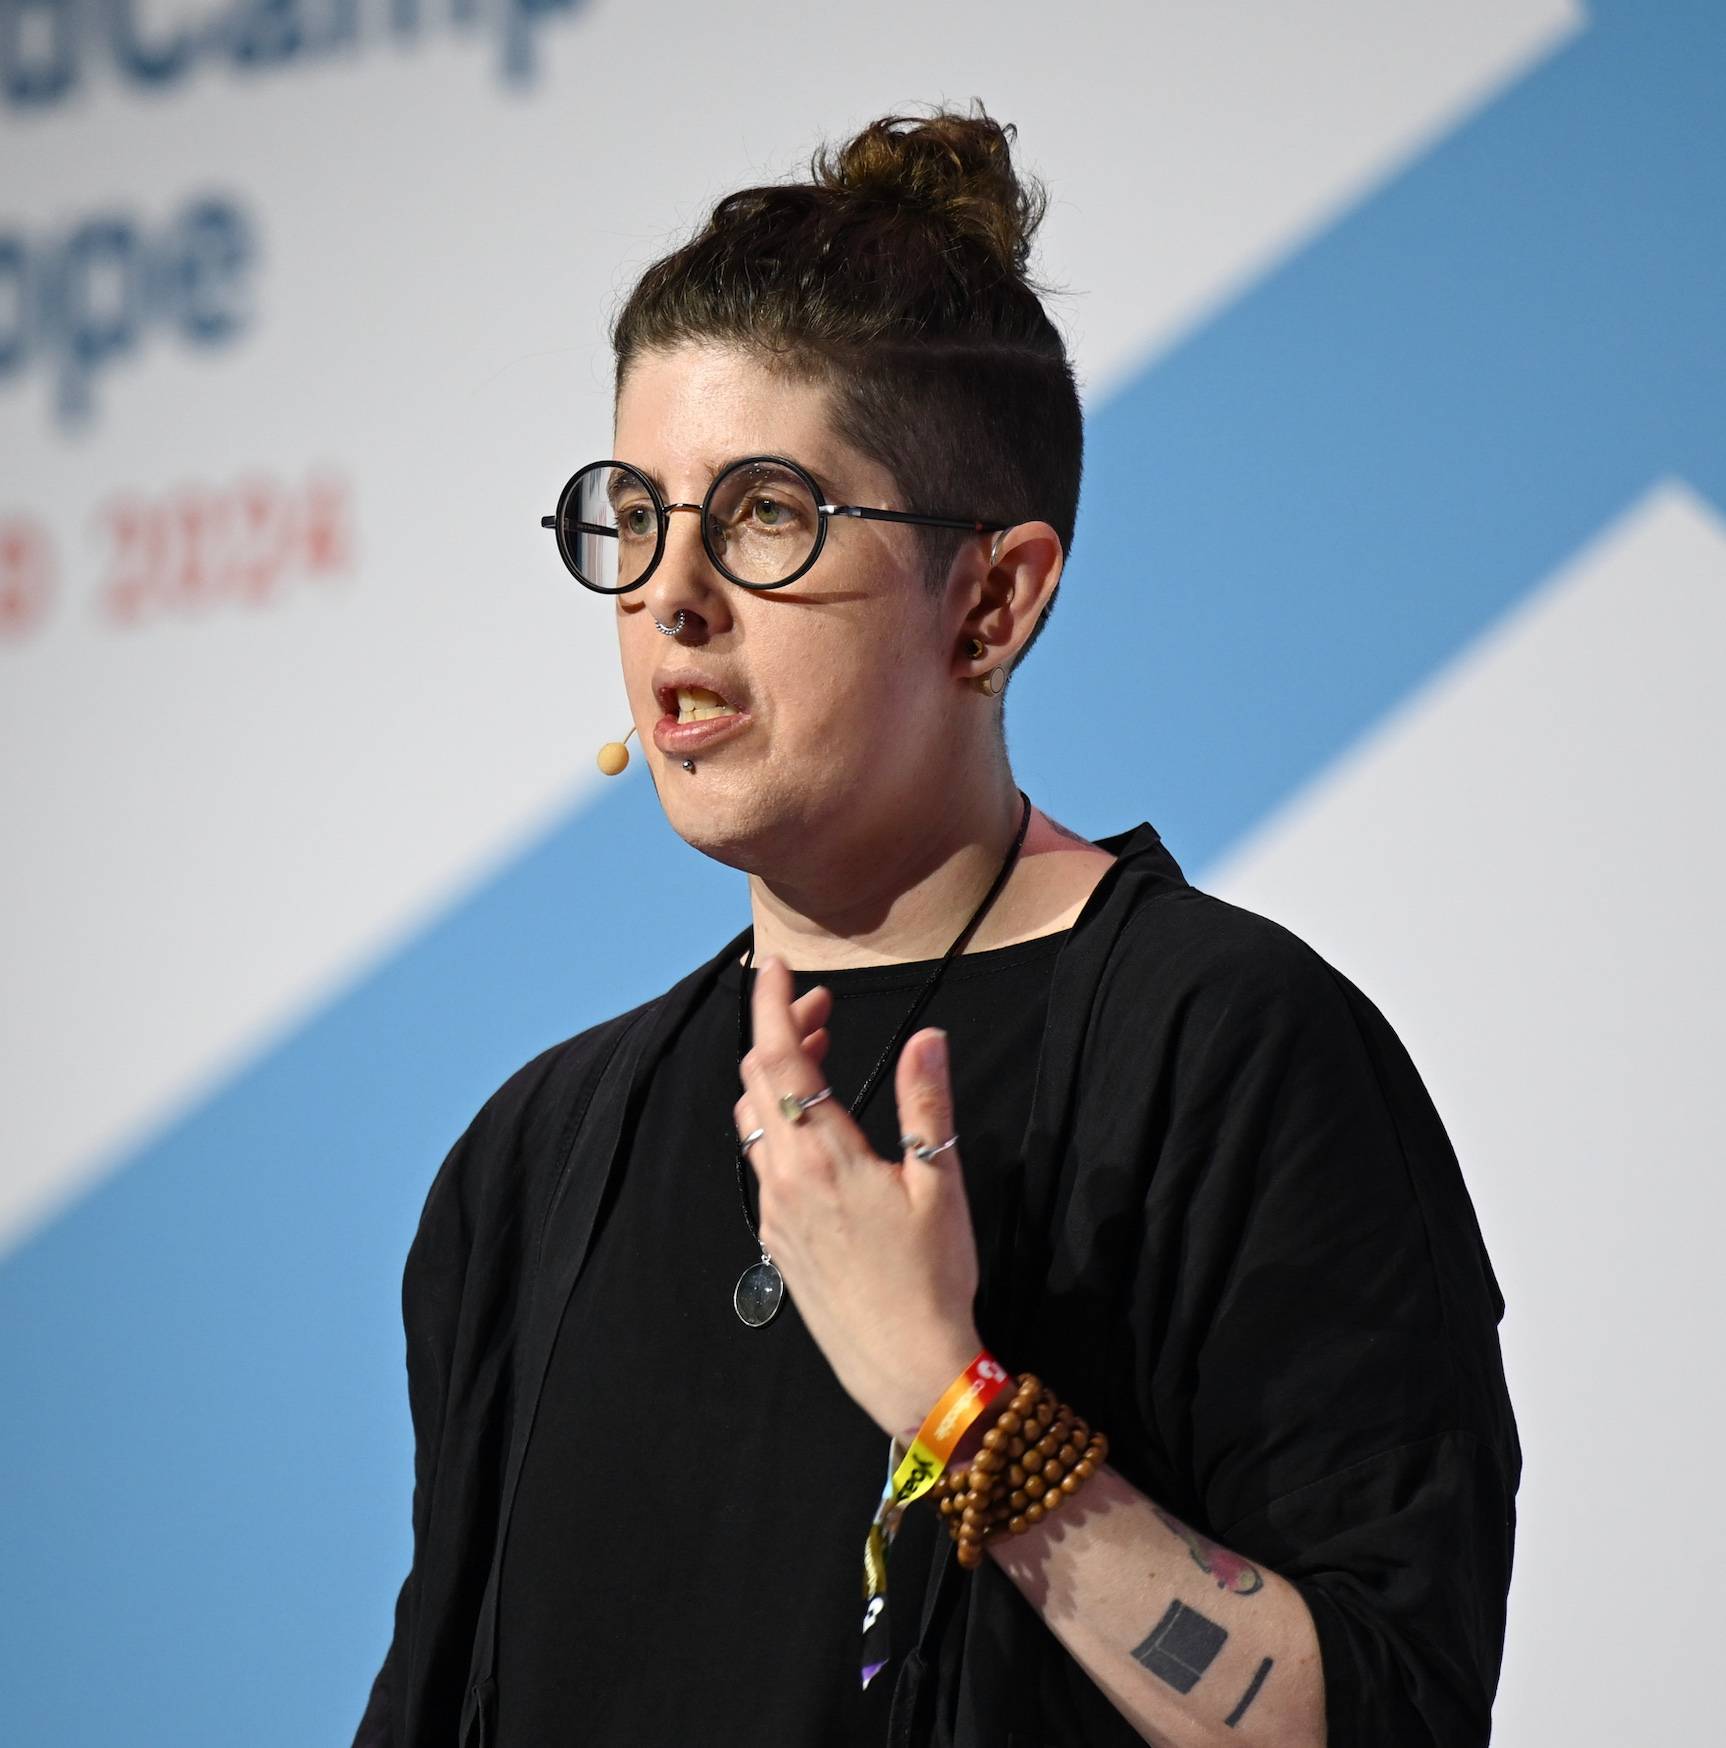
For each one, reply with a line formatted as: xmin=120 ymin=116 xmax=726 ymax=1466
xmin=653 ymin=610 xmax=688 ymax=638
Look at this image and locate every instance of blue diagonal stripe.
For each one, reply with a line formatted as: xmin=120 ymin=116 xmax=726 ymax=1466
xmin=3 ymin=9 xmax=1723 ymax=1740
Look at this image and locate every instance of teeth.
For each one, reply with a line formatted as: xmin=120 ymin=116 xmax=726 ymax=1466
xmin=675 ymin=685 xmax=739 ymax=725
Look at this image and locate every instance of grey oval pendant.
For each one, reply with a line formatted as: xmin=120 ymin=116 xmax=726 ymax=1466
xmin=734 ymin=1259 xmax=784 ymax=1327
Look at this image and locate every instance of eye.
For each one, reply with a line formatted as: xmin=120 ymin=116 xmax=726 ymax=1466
xmin=616 ymin=503 xmax=657 ymax=540
xmin=752 ymin=496 xmax=789 ymax=527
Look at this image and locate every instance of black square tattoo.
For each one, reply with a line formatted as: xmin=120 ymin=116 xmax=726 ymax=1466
xmin=1131 ymin=1600 xmax=1229 ymax=1694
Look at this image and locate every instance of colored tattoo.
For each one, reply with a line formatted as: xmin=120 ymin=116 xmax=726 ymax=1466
xmin=1045 ymin=815 xmax=1096 ymax=848
xmin=1225 ymin=1657 xmax=1274 ymax=1728
xmin=1130 ymin=1600 xmax=1229 ymax=1694
xmin=1153 ymin=1506 xmax=1265 ymax=1597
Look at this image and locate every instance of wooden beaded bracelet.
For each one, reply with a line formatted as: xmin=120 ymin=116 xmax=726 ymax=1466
xmin=930 ymin=1371 xmax=1108 ymax=1567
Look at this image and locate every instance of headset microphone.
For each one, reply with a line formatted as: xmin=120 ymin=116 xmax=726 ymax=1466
xmin=597 ymin=725 xmax=636 ymax=775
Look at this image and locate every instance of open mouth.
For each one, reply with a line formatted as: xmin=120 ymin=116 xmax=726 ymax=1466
xmin=651 ymin=677 xmax=752 ymax=757
xmin=670 ymin=685 xmax=740 ymax=725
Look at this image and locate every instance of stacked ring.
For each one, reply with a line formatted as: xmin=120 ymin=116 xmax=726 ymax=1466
xmin=900 ymin=1133 xmax=960 ymax=1162
xmin=778 ymin=1087 xmax=833 ymax=1125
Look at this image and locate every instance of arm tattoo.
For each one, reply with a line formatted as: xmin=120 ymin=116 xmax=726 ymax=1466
xmin=1130 ymin=1599 xmax=1228 ymax=1693
xmin=1153 ymin=1506 xmax=1265 ymax=1596
xmin=1225 ymin=1657 xmax=1274 ymax=1728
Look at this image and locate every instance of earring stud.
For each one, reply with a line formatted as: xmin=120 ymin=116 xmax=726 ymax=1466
xmin=975 ymin=666 xmax=1007 ymax=697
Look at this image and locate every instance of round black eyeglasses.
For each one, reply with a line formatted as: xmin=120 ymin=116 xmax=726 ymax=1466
xmin=540 ymin=454 xmax=1009 ymax=594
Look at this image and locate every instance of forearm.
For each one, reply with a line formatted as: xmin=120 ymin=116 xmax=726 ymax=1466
xmin=971 ymin=1445 xmax=1326 ymax=1748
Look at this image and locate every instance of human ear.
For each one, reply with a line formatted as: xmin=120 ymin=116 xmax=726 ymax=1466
xmin=953 ymin=521 xmax=1063 ymax=673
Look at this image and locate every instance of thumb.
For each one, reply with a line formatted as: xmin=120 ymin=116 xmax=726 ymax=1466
xmin=895 ymin=1028 xmax=959 ymax=1203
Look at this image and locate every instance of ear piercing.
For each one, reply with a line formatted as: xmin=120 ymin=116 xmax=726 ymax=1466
xmin=654 ymin=610 xmax=689 ymax=637
xmin=965 ymin=636 xmax=1007 ymax=695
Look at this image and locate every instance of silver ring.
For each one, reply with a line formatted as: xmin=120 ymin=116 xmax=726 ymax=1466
xmin=900 ymin=1133 xmax=958 ymax=1162
xmin=778 ymin=1086 xmax=833 ymax=1125
xmin=653 ymin=610 xmax=688 ymax=638
xmin=738 ymin=1126 xmax=766 ymax=1153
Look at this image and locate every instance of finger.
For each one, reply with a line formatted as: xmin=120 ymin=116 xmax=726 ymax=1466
xmin=738 ymin=1029 xmax=816 ymax=1140
xmin=752 ymin=957 xmax=815 ymax=1067
xmin=894 ymin=1028 xmax=960 ymax=1208
xmin=749 ymin=957 xmax=829 ymax=1113
xmin=734 ymin=1034 xmax=828 ymax=1132
xmin=734 ymin=1092 xmax=767 ymax=1165
xmin=789 ymin=983 xmax=833 ymax=1044
xmin=744 ymin=959 xmax=870 ymax=1169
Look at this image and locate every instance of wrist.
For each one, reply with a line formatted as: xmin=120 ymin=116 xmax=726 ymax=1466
xmin=929 ymin=1372 xmax=1111 ymax=1568
xmin=886 ymin=1329 xmax=995 ymax=1442
xmin=948 ymin=1412 xmax=990 ymax=1468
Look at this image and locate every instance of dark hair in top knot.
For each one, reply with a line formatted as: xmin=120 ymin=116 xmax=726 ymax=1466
xmin=610 ymin=102 xmax=1083 ymax=662
xmin=808 ymin=108 xmax=1048 ymax=282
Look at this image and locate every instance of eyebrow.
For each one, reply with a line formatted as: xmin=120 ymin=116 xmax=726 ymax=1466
xmin=618 ymin=456 xmax=841 ymax=503
xmin=622 ymin=463 xmax=673 ymax=501
xmin=606 ymin=469 xmax=652 ymax=509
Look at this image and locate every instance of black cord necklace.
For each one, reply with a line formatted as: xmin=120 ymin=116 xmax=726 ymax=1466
xmin=730 ymin=789 xmax=1034 ymax=1327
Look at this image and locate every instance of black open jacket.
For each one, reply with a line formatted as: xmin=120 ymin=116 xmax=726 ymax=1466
xmin=353 ymin=822 xmax=1520 ymax=1748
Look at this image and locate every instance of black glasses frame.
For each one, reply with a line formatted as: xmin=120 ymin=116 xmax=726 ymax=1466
xmin=540 ymin=453 xmax=1010 ymax=595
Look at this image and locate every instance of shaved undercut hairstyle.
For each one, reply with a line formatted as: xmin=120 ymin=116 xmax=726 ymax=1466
xmin=609 ymin=102 xmax=1084 ymax=668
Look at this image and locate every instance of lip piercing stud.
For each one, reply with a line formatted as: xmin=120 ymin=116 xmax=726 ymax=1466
xmin=681 ymin=758 xmax=696 ymax=772
xmin=654 ymin=610 xmax=688 ymax=637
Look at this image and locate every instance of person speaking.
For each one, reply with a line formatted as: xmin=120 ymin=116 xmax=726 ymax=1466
xmin=354 ymin=103 xmax=1519 ymax=1748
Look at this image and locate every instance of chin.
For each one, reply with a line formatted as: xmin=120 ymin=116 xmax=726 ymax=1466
xmin=651 ymin=761 xmax=769 ymax=872
xmin=651 ymin=756 xmax=835 ymax=877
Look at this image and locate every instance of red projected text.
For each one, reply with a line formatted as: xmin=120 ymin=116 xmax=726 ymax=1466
xmin=0 ymin=469 xmax=355 ymax=646
xmin=0 ymin=516 xmax=56 ymax=641
xmin=95 ymin=472 xmax=354 ymax=627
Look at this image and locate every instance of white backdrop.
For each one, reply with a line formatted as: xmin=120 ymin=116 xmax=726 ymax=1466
xmin=6 ymin=3 xmax=1723 ymax=1741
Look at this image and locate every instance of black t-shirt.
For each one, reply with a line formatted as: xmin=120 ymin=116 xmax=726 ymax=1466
xmin=493 ymin=929 xmax=1068 ymax=1746
xmin=357 ymin=825 xmax=1520 ymax=1748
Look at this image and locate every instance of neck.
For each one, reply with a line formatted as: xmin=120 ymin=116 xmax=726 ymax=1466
xmin=744 ymin=771 xmax=1119 ymax=972
xmin=747 ymin=777 xmax=1025 ymax=972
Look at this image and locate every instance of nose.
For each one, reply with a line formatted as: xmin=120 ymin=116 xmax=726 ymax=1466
xmin=637 ymin=502 xmax=727 ymax=641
